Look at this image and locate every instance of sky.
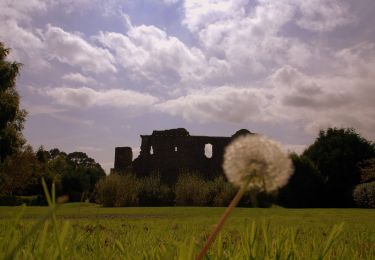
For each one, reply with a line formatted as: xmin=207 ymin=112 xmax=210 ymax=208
xmin=1 ymin=0 xmax=375 ymax=172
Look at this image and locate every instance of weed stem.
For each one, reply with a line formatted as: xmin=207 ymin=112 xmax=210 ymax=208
xmin=196 ymin=177 xmax=251 ymax=260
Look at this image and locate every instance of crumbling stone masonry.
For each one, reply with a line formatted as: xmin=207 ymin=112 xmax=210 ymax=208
xmin=113 ymin=128 xmax=252 ymax=183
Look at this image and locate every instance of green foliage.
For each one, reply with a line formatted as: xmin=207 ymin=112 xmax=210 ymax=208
xmin=41 ymin=148 xmax=105 ymax=202
xmin=0 ymin=42 xmax=26 ymax=162
xmin=138 ymin=173 xmax=174 ymax=206
xmin=208 ymin=176 xmax=237 ymax=207
xmin=175 ymin=173 xmax=211 ymax=206
xmin=95 ymin=173 xmax=276 ymax=207
xmin=0 ymin=146 xmax=105 ymax=203
xmin=278 ymin=154 xmax=324 ymax=207
xmin=353 ymin=182 xmax=375 ymax=208
xmin=0 ymin=195 xmax=44 ymax=206
xmin=358 ymin=158 xmax=375 ymax=184
xmin=0 ymin=145 xmax=40 ymax=196
xmin=303 ymin=127 xmax=375 ymax=207
xmin=96 ymin=174 xmax=141 ymax=207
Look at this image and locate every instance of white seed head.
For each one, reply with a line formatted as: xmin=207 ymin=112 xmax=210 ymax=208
xmin=223 ymin=134 xmax=293 ymax=192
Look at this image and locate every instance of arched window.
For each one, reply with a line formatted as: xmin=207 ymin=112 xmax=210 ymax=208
xmin=150 ymin=146 xmax=154 ymax=155
xmin=174 ymin=146 xmax=178 ymax=152
xmin=204 ymin=143 xmax=213 ymax=158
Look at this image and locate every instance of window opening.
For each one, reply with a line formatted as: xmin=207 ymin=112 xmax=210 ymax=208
xmin=204 ymin=143 xmax=212 ymax=158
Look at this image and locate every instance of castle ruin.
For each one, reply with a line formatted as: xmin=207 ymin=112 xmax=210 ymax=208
xmin=113 ymin=128 xmax=252 ymax=183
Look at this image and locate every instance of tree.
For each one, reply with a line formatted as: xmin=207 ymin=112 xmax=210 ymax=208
xmin=303 ymin=128 xmax=375 ymax=207
xmin=278 ymin=154 xmax=324 ymax=207
xmin=0 ymin=145 xmax=39 ymax=196
xmin=0 ymin=42 xmax=26 ymax=162
xmin=60 ymin=151 xmax=105 ymax=201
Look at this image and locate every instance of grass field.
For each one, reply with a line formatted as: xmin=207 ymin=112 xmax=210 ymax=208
xmin=0 ymin=204 xmax=374 ymax=259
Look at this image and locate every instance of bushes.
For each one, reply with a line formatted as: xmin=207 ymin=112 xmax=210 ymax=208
xmin=138 ymin=174 xmax=174 ymax=206
xmin=96 ymin=174 xmax=141 ymax=207
xmin=95 ymin=172 xmax=279 ymax=207
xmin=175 ymin=173 xmax=210 ymax=206
xmin=353 ymin=182 xmax=375 ymax=208
xmin=209 ymin=176 xmax=236 ymax=206
xmin=0 ymin=195 xmax=45 ymax=206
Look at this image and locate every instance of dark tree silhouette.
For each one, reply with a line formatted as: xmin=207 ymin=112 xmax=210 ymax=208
xmin=278 ymin=154 xmax=324 ymax=207
xmin=303 ymin=128 xmax=375 ymax=207
xmin=0 ymin=42 xmax=26 ymax=162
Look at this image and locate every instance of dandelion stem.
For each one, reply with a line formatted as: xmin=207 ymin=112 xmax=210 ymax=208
xmin=196 ymin=177 xmax=252 ymax=260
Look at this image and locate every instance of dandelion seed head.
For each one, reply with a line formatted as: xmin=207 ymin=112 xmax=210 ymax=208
xmin=223 ymin=134 xmax=293 ymax=192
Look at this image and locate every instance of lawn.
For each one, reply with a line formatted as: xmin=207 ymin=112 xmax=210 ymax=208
xmin=0 ymin=204 xmax=374 ymax=259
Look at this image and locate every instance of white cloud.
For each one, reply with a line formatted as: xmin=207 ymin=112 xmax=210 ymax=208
xmin=0 ymin=20 xmax=48 ymax=69
xmin=157 ymin=86 xmax=268 ymax=123
xmin=2 ymin=0 xmax=375 ymax=148
xmin=271 ymin=66 xmax=350 ymax=109
xmin=0 ymin=0 xmax=52 ymax=22
xmin=182 ymin=0 xmax=246 ymax=32
xmin=45 ymin=25 xmax=117 ymax=74
xmin=295 ymin=0 xmax=353 ymax=32
xmin=180 ymin=0 xmax=352 ymax=84
xmin=155 ymin=38 xmax=375 ymax=140
xmin=62 ymin=73 xmax=97 ymax=85
xmin=181 ymin=0 xmax=314 ymax=83
xmin=0 ymin=0 xmax=50 ymax=70
xmin=268 ymin=46 xmax=375 ymax=140
xmin=44 ymin=87 xmax=159 ymax=109
xmin=53 ymin=0 xmax=94 ymax=13
xmin=96 ymin=24 xmax=206 ymax=85
xmin=336 ymin=42 xmax=375 ymax=77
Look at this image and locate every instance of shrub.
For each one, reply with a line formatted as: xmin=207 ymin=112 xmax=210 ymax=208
xmin=96 ymin=174 xmax=141 ymax=207
xmin=353 ymin=182 xmax=375 ymax=208
xmin=208 ymin=176 xmax=236 ymax=206
xmin=359 ymin=158 xmax=375 ymax=183
xmin=138 ymin=174 xmax=174 ymax=206
xmin=175 ymin=173 xmax=210 ymax=206
xmin=0 ymin=195 xmax=45 ymax=206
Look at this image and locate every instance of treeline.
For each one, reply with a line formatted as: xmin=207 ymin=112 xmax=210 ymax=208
xmin=0 ymin=146 xmax=105 ymax=204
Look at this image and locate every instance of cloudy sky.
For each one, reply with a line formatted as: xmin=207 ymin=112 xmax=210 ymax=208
xmin=1 ymin=0 xmax=375 ymax=171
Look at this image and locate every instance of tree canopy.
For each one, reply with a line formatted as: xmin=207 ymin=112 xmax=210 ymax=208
xmin=0 ymin=42 xmax=26 ymax=162
xmin=278 ymin=153 xmax=324 ymax=208
xmin=303 ymin=128 xmax=375 ymax=207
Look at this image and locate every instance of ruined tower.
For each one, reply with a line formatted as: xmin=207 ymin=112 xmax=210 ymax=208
xmin=113 ymin=146 xmax=132 ymax=173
